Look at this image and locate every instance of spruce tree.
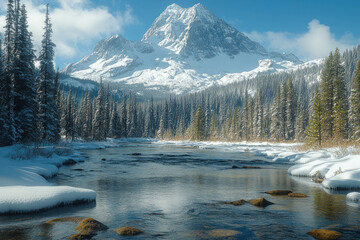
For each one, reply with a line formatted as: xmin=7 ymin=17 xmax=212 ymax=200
xmin=306 ymin=87 xmax=323 ymax=147
xmin=1 ymin=0 xmax=17 ymax=145
xmin=271 ymin=86 xmax=281 ymax=141
xmin=12 ymin=4 xmax=38 ymax=143
xmin=92 ymin=79 xmax=105 ymax=141
xmin=286 ymin=78 xmax=297 ymax=140
xmin=349 ymin=60 xmax=360 ymax=140
xmin=191 ymin=104 xmax=205 ymax=140
xmin=110 ymin=103 xmax=121 ymax=138
xmin=36 ymin=4 xmax=59 ymax=143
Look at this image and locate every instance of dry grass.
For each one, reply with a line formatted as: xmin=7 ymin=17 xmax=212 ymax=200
xmin=293 ymin=139 xmax=360 ymax=156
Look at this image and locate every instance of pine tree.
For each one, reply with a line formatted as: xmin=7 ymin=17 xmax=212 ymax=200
xmin=349 ymin=60 xmax=360 ymax=140
xmin=320 ymin=52 xmax=335 ymax=138
xmin=306 ymin=87 xmax=323 ymax=147
xmin=63 ymin=88 xmax=74 ymax=140
xmin=120 ymin=94 xmax=127 ymax=137
xmin=191 ymin=104 xmax=205 ymax=140
xmin=12 ymin=3 xmax=38 ymax=143
xmin=280 ymin=82 xmax=288 ymax=140
xmin=332 ymin=48 xmax=348 ymax=139
xmin=286 ymin=78 xmax=297 ymax=140
xmin=1 ymin=0 xmax=17 ymax=145
xmin=255 ymin=90 xmax=264 ymax=139
xmin=92 ymin=79 xmax=105 ymax=141
xmin=104 ymin=84 xmax=110 ymax=139
xmin=36 ymin=4 xmax=59 ymax=143
xmin=0 ymin=40 xmax=9 ymax=146
xmin=271 ymin=86 xmax=281 ymax=141
xmin=110 ymin=103 xmax=121 ymax=138
xmin=209 ymin=112 xmax=218 ymax=139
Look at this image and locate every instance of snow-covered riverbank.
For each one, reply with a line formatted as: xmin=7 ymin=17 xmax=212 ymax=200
xmin=155 ymin=140 xmax=360 ymax=201
xmin=0 ymin=138 xmax=150 ymax=214
xmin=1 ymin=138 xmax=359 ymax=214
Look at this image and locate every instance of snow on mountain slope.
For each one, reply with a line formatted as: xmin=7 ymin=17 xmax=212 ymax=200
xmin=63 ymin=3 xmax=307 ymax=95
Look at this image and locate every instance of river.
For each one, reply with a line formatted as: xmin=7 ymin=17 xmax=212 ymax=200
xmin=0 ymin=139 xmax=359 ymax=239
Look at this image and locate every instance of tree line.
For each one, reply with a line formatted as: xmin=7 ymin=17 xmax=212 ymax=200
xmin=0 ymin=0 xmax=60 ymax=146
xmin=1 ymin=0 xmax=359 ymax=147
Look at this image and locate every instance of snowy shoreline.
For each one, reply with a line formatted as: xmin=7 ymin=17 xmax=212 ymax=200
xmin=1 ymin=138 xmax=359 ymax=214
xmin=155 ymin=139 xmax=360 ymax=201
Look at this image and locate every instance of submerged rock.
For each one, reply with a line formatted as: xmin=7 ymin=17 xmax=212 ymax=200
xmin=248 ymin=198 xmax=273 ymax=207
xmin=221 ymin=199 xmax=246 ymax=206
xmin=307 ymin=229 xmax=341 ymax=240
xmin=243 ymin=166 xmax=261 ymax=169
xmin=288 ymin=193 xmax=308 ymax=198
xmin=101 ymin=158 xmax=106 ymax=161
xmin=69 ymin=218 xmax=108 ymax=240
xmin=131 ymin=153 xmax=142 ymax=156
xmin=231 ymin=165 xmax=239 ymax=169
xmin=265 ymin=190 xmax=292 ymax=196
xmin=115 ymin=226 xmax=143 ymax=236
xmin=63 ymin=159 xmax=77 ymax=165
xmin=209 ymin=229 xmax=239 ymax=238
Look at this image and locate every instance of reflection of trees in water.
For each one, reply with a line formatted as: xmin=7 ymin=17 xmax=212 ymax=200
xmin=312 ymin=188 xmax=346 ymax=220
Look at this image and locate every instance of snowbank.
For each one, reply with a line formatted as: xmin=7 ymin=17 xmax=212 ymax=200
xmin=347 ymin=192 xmax=360 ymax=202
xmin=0 ymin=143 xmax=100 ymax=214
xmin=288 ymin=151 xmax=360 ymax=190
xmin=0 ymin=186 xmax=96 ymax=214
xmin=156 ymin=139 xmax=360 ymax=190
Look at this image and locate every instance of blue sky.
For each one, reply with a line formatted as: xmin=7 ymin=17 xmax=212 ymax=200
xmin=1 ymin=0 xmax=359 ymax=67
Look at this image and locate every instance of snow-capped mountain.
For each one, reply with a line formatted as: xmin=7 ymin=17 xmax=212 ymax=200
xmin=63 ymin=3 xmax=304 ymax=95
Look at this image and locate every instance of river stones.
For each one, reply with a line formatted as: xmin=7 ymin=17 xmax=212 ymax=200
xmin=265 ymin=190 xmax=292 ymax=196
xmin=307 ymin=229 xmax=341 ymax=240
xmin=69 ymin=218 xmax=108 ymax=240
xmin=45 ymin=217 xmax=84 ymax=224
xmin=208 ymin=229 xmax=240 ymax=238
xmin=248 ymin=198 xmax=273 ymax=207
xmin=221 ymin=199 xmax=246 ymax=206
xmin=243 ymin=166 xmax=261 ymax=169
xmin=288 ymin=193 xmax=308 ymax=198
xmin=63 ymin=159 xmax=77 ymax=165
xmin=115 ymin=226 xmax=143 ymax=236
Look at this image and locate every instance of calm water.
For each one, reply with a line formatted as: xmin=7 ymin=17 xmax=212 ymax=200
xmin=1 ymin=139 xmax=360 ymax=239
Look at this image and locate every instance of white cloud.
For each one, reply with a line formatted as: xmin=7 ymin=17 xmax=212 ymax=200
xmin=0 ymin=0 xmax=136 ymax=59
xmin=247 ymin=19 xmax=357 ymax=61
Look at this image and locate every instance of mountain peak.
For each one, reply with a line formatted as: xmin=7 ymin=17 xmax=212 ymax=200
xmin=142 ymin=3 xmax=267 ymax=59
xmin=165 ymin=3 xmax=183 ymax=12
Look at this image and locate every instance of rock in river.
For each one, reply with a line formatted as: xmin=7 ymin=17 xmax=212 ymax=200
xmin=115 ymin=226 xmax=143 ymax=236
xmin=265 ymin=190 xmax=292 ymax=196
xmin=288 ymin=193 xmax=308 ymax=198
xmin=248 ymin=198 xmax=274 ymax=207
xmin=307 ymin=229 xmax=341 ymax=240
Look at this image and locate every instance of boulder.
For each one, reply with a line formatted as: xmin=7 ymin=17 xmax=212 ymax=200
xmin=265 ymin=190 xmax=292 ymax=196
xmin=307 ymin=229 xmax=341 ymax=240
xmin=288 ymin=193 xmax=308 ymax=198
xmin=115 ymin=226 xmax=143 ymax=236
xmin=101 ymin=158 xmax=106 ymax=161
xmin=248 ymin=198 xmax=273 ymax=207
xmin=221 ymin=199 xmax=246 ymax=206
xmin=68 ymin=218 xmax=108 ymax=239
xmin=231 ymin=165 xmax=239 ymax=169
